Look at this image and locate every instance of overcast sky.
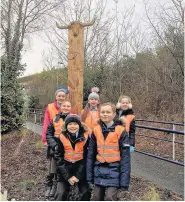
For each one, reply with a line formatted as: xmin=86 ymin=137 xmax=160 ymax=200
xmin=21 ymin=0 xmax=152 ymax=76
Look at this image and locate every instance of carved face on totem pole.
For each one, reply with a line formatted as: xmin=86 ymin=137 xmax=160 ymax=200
xmin=70 ymin=22 xmax=83 ymax=37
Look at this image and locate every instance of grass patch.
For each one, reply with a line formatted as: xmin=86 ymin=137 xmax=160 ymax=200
xmin=140 ymin=186 xmax=160 ymax=201
xmin=20 ymin=180 xmax=36 ymax=191
xmin=35 ymin=140 xmax=45 ymax=149
xmin=0 ymin=190 xmax=7 ymax=201
xmin=19 ymin=128 xmax=28 ymax=137
xmin=1 ymin=134 xmax=10 ymax=141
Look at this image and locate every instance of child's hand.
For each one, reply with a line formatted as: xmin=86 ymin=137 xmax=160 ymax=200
xmin=72 ymin=176 xmax=79 ymax=183
xmin=68 ymin=177 xmax=76 ymax=185
xmin=119 ymin=116 xmax=127 ymax=124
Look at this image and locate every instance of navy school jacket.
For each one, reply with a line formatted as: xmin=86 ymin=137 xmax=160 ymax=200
xmin=86 ymin=121 xmax=131 ymax=188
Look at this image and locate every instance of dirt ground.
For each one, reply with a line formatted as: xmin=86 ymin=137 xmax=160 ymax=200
xmin=1 ymin=129 xmax=184 ymax=201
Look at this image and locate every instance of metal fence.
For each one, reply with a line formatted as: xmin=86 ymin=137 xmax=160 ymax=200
xmin=135 ymin=120 xmax=184 ymax=166
xmin=25 ymin=109 xmax=184 ymax=166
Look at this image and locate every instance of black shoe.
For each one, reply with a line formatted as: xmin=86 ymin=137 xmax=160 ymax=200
xmin=50 ymin=180 xmax=57 ymax=197
xmin=45 ymin=174 xmax=54 ymax=198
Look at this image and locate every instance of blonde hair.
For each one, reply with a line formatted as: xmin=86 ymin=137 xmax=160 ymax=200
xmin=61 ymin=100 xmax=71 ymax=106
xmin=100 ymin=102 xmax=116 ymax=113
xmin=118 ymin=95 xmax=131 ymax=103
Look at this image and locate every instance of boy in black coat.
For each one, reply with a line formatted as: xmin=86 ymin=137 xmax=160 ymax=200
xmin=54 ymin=114 xmax=91 ymax=201
xmin=86 ymin=102 xmax=131 ymax=201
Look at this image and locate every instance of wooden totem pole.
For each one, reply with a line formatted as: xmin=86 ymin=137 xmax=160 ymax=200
xmin=56 ymin=20 xmax=95 ymax=114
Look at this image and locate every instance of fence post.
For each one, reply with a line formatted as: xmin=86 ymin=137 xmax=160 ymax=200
xmin=34 ymin=113 xmax=37 ymax=124
xmin=39 ymin=113 xmax=42 ymax=124
xmin=172 ymin=124 xmax=175 ymax=160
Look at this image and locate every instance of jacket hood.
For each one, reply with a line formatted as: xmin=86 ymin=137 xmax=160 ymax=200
xmin=116 ymin=108 xmax=134 ymax=116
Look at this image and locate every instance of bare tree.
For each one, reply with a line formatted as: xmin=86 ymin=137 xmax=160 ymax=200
xmin=143 ymin=0 xmax=184 ymax=76
xmin=1 ymin=0 xmax=65 ymax=75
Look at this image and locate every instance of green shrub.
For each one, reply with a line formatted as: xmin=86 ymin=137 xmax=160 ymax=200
xmin=35 ymin=140 xmax=45 ymax=149
xmin=20 ymin=180 xmax=36 ymax=191
xmin=1 ymin=56 xmax=25 ymax=134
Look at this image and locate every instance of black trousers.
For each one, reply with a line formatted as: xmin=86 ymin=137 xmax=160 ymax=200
xmin=93 ymin=185 xmax=118 ymax=201
xmin=55 ymin=180 xmax=91 ymax=201
xmin=45 ymin=157 xmax=57 ymax=186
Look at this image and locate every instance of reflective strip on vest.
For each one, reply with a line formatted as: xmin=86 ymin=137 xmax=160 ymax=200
xmin=97 ymin=145 xmax=119 ymax=149
xmin=65 ymin=152 xmax=83 ymax=155
xmin=97 ymin=153 xmax=120 ymax=157
xmin=94 ymin=125 xmax=124 ymax=163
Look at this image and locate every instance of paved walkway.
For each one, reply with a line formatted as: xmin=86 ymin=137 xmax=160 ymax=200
xmin=131 ymin=152 xmax=184 ymax=195
xmin=25 ymin=121 xmax=184 ymax=196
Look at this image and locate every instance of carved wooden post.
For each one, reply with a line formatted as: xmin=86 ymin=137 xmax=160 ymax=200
xmin=56 ymin=20 xmax=95 ymax=114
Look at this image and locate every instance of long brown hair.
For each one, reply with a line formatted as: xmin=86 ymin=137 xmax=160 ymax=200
xmin=81 ymin=103 xmax=90 ymax=122
xmin=81 ymin=103 xmax=100 ymax=122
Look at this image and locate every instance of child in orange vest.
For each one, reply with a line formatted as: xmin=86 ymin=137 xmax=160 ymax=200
xmin=45 ymin=100 xmax=72 ymax=198
xmin=54 ymin=114 xmax=91 ymax=201
xmin=42 ymin=86 xmax=69 ymax=145
xmin=81 ymin=92 xmax=100 ymax=131
xmin=86 ymin=103 xmax=131 ymax=201
xmin=42 ymin=86 xmax=69 ymax=198
xmin=115 ymin=95 xmax=136 ymax=152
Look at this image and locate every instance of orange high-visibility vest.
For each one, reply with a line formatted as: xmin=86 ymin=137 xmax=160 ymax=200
xmin=93 ymin=125 xmax=124 ymax=163
xmin=53 ymin=117 xmax=64 ymax=137
xmin=48 ymin=103 xmax=59 ymax=120
xmin=60 ymin=132 xmax=89 ymax=163
xmin=125 ymin=115 xmax=135 ymax=132
xmin=81 ymin=110 xmax=100 ymax=129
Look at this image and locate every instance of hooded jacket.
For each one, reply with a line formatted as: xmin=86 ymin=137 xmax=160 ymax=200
xmin=115 ymin=108 xmax=136 ymax=146
xmin=86 ymin=121 xmax=131 ymax=188
xmin=54 ymin=125 xmax=90 ymax=183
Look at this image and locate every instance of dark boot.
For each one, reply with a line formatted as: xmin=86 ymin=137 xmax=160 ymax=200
xmin=50 ymin=179 xmax=57 ymax=197
xmin=45 ymin=174 xmax=53 ymax=198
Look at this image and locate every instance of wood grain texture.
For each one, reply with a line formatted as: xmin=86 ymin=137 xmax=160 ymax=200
xmin=67 ymin=22 xmax=84 ymax=114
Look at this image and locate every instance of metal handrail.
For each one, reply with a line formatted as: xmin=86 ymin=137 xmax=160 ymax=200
xmin=135 ymin=124 xmax=184 ymax=135
xmin=135 ymin=124 xmax=184 ymax=166
xmin=27 ymin=111 xmax=44 ymax=114
xmin=135 ymin=150 xmax=184 ymax=166
xmin=136 ymin=134 xmax=184 ymax=145
xmin=136 ymin=119 xmax=184 ymax=126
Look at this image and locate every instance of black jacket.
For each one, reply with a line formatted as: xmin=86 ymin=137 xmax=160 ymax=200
xmin=115 ymin=109 xmax=136 ymax=146
xmin=54 ymin=128 xmax=89 ymax=183
xmin=86 ymin=121 xmax=130 ymax=188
